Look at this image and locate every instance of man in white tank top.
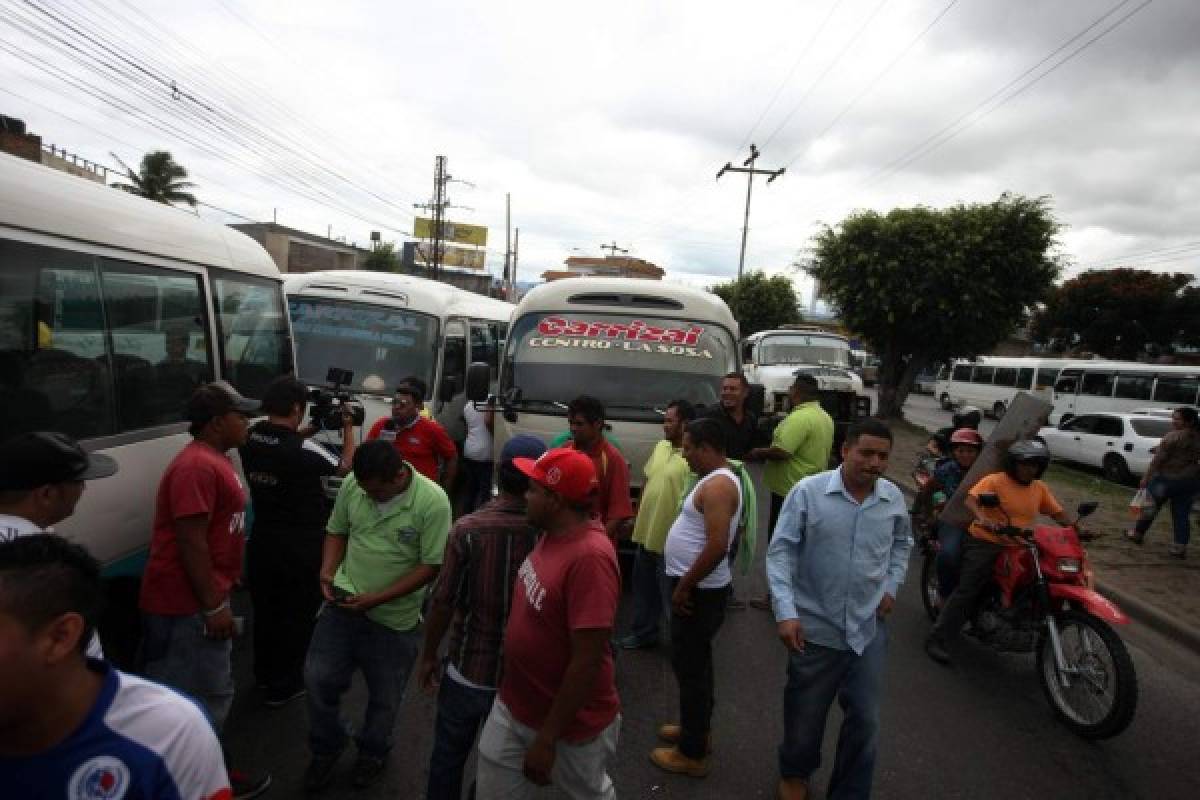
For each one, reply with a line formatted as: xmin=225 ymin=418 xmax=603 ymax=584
xmin=652 ymin=418 xmax=743 ymax=778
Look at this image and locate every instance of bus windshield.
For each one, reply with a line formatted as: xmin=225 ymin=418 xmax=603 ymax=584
xmin=288 ymin=296 xmax=438 ymax=393
xmin=503 ymin=311 xmax=738 ymax=418
xmin=759 ymin=334 xmax=851 ymax=367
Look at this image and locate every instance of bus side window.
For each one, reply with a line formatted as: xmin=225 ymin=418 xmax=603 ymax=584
xmin=1055 ymin=371 xmax=1080 ymax=395
xmin=1036 ymin=367 xmax=1059 ymax=390
xmin=951 ymin=364 xmax=971 ymax=382
xmin=0 ymin=240 xmax=116 ymax=441
xmin=1080 ymin=372 xmax=1115 ymax=397
xmin=211 ymin=271 xmax=292 ymax=400
xmin=442 ymin=329 xmax=467 ymax=401
xmin=1018 ymin=367 xmax=1035 ymax=389
xmin=1153 ymin=375 xmax=1200 ymax=405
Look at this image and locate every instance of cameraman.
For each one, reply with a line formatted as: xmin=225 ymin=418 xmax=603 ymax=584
xmin=240 ymin=376 xmax=357 ymax=707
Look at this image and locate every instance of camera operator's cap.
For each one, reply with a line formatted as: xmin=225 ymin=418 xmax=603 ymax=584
xmin=185 ymin=380 xmax=261 ymax=427
xmin=0 ymin=431 xmax=118 ymax=490
xmin=511 ymin=447 xmax=597 ymax=504
xmin=501 ymin=434 xmax=547 ymax=466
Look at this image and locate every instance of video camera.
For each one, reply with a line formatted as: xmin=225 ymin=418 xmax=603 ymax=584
xmin=309 ymin=367 xmax=366 ymax=430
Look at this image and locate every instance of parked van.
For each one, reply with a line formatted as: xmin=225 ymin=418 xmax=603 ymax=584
xmin=1050 ymin=362 xmax=1200 ymax=424
xmin=0 ymin=152 xmax=294 ymax=585
xmin=284 ymin=270 xmax=513 ymax=442
xmin=934 ymin=357 xmax=1072 ymax=418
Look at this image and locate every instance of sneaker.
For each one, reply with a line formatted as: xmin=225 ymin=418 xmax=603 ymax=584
xmin=1123 ymin=529 xmax=1145 ymax=545
xmin=303 ymin=749 xmax=343 ymax=794
xmin=1168 ymin=543 xmax=1187 ymax=559
xmin=649 ymin=746 xmax=709 ymax=777
xmin=618 ymin=634 xmax=658 ymax=650
xmin=657 ymin=723 xmax=712 ymax=753
xmin=351 ymin=755 xmax=387 ymax=789
xmin=229 ymin=768 xmax=272 ymax=800
xmin=924 ymin=635 xmax=951 ymax=665
xmin=263 ymin=685 xmax=306 ymax=708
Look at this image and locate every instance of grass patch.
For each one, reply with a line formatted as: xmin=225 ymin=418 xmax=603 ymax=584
xmin=1044 ymin=463 xmax=1133 ymax=503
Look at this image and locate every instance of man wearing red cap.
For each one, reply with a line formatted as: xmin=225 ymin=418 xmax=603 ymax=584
xmin=475 ymin=448 xmax=622 ymax=799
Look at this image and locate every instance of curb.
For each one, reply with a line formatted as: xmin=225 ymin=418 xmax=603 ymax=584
xmin=891 ymin=472 xmax=1200 ymax=657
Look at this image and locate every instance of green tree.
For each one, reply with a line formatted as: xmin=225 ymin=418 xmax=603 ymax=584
xmin=1031 ymin=268 xmax=1200 ymax=359
xmin=809 ymin=194 xmax=1062 ymax=418
xmin=363 ymin=242 xmax=399 ymax=272
xmin=710 ymin=271 xmax=802 ymax=336
xmin=111 ymin=150 xmax=197 ymax=208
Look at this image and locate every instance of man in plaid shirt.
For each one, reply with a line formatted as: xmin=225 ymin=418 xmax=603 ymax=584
xmin=417 ymin=434 xmax=547 ymax=800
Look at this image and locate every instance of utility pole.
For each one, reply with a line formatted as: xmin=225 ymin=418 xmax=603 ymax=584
xmin=599 ymin=240 xmax=628 ymax=258
xmin=414 ymin=155 xmax=474 ymax=282
xmin=513 ymin=227 xmax=520 ymax=289
xmin=716 ymin=144 xmax=784 ymax=280
xmin=503 ymin=192 xmax=512 ymax=299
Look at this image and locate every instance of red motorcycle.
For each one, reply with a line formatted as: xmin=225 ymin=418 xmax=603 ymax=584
xmin=923 ymin=493 xmax=1138 ymax=739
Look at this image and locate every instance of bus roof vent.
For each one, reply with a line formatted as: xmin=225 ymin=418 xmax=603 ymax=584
xmin=361 ymin=289 xmax=409 ymax=304
xmin=304 ymin=283 xmax=349 ymax=293
xmin=567 ymin=292 xmax=683 ymax=310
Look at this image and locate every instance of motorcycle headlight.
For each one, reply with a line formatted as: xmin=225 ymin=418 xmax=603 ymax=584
xmin=1057 ymin=557 xmax=1082 ymax=574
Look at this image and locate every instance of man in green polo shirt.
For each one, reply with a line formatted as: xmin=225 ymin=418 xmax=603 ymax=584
xmin=747 ymin=373 xmax=833 ymax=610
xmin=303 ymin=440 xmax=451 ymax=792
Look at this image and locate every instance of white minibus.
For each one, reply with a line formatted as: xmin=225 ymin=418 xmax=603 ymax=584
xmin=934 ymin=357 xmax=1073 ymax=418
xmin=1050 ymin=361 xmax=1200 ymax=424
xmin=284 ymin=270 xmax=513 ymax=442
xmin=0 ymin=151 xmax=294 ymax=636
xmin=466 ymin=276 xmax=740 ymax=501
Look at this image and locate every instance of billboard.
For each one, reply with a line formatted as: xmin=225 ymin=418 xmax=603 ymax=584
xmin=411 ymin=243 xmax=487 ymax=270
xmin=414 ymin=217 xmax=488 ymax=247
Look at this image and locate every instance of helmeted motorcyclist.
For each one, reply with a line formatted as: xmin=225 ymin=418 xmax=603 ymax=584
xmin=914 ymin=428 xmax=984 ymax=605
xmin=925 ymin=439 xmax=1081 ymax=665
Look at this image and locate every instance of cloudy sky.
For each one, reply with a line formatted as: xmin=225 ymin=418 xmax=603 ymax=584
xmin=2 ymin=0 xmax=1196 ymax=296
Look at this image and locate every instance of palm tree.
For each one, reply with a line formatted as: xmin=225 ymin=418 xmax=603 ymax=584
xmin=111 ymin=150 xmax=198 ymax=208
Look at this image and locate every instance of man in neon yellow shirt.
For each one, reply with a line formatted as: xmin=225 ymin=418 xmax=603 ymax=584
xmin=747 ymin=373 xmax=833 ymax=610
xmin=618 ymin=399 xmax=696 ymax=649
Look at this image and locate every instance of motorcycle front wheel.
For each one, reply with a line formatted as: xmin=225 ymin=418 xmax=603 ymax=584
xmin=1036 ymin=610 xmax=1138 ymax=739
xmin=920 ymin=549 xmax=941 ymax=622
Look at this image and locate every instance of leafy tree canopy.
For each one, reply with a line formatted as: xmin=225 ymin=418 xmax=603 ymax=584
xmin=363 ymin=242 xmax=399 ymax=273
xmin=1031 ymin=268 xmax=1200 ymax=360
xmin=710 ymin=271 xmax=802 ymax=337
xmin=111 ymin=150 xmax=197 ymax=208
xmin=808 ymin=193 xmax=1061 ymax=417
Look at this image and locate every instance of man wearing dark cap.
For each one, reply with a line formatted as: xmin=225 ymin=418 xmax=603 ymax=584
xmin=475 ymin=448 xmax=621 ymax=799
xmin=0 ymin=431 xmax=118 ymax=659
xmin=138 ymin=381 xmax=271 ymax=799
xmin=747 ymin=373 xmax=834 ymax=611
xmin=418 ymin=434 xmax=547 ymax=800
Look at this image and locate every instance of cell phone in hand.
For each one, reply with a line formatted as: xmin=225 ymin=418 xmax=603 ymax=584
xmin=331 ymin=585 xmax=353 ymax=603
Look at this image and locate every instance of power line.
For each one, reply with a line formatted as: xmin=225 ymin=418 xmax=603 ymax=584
xmin=759 ymin=0 xmax=890 ymax=151
xmin=1077 ymin=239 xmax=1200 ymax=269
xmin=780 ymin=0 xmax=959 ymax=170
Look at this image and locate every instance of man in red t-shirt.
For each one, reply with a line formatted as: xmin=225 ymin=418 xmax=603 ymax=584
xmin=564 ymin=395 xmax=633 ymax=541
xmin=366 ymin=378 xmax=458 ymax=492
xmin=475 ymin=448 xmax=621 ymax=799
xmin=138 ymin=380 xmax=270 ymax=798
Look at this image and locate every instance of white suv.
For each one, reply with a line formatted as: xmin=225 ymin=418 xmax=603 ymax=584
xmin=1036 ymin=412 xmax=1172 ymax=484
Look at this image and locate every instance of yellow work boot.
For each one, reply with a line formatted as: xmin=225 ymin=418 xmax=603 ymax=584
xmin=778 ymin=777 xmax=808 ymax=800
xmin=656 ymin=724 xmax=712 ymax=753
xmin=650 ymin=746 xmax=709 ymax=778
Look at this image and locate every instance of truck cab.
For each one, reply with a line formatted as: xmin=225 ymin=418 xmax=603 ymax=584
xmin=743 ymin=327 xmax=870 ymax=447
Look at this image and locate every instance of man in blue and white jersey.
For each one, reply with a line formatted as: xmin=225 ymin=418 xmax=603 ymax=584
xmin=0 ymin=534 xmax=231 ymax=800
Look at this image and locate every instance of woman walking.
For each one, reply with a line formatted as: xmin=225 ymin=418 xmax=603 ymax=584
xmin=1126 ymin=406 xmax=1200 ymax=558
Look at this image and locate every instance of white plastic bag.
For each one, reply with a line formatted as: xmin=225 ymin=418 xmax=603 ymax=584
xmin=1129 ymin=488 xmax=1150 ymax=520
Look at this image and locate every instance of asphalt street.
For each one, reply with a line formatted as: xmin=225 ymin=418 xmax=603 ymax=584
xmin=224 ymin=456 xmax=1200 ymax=800
xmin=875 ymin=388 xmax=999 ymax=440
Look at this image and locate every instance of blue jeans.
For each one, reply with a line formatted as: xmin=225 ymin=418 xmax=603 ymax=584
xmin=779 ymin=624 xmax=888 ymax=800
xmin=426 ymin=672 xmax=497 ymax=800
xmin=935 ymin=522 xmax=965 ymax=600
xmin=627 ymin=545 xmax=672 ymax=645
xmin=142 ymin=613 xmax=234 ymax=732
xmin=1135 ymin=475 xmax=1200 ymax=546
xmin=303 ymin=603 xmax=419 ymax=759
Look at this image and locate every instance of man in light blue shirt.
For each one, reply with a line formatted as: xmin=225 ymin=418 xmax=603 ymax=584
xmin=766 ymin=419 xmax=911 ymax=800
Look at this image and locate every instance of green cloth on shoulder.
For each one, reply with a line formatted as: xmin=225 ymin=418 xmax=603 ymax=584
xmin=676 ymin=459 xmax=759 ymax=577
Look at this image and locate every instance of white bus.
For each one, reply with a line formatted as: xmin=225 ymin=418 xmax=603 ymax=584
xmin=934 ymin=357 xmax=1073 ymax=418
xmin=0 ymin=152 xmax=294 ymax=598
xmin=284 ymin=270 xmax=513 ymax=441
xmin=1050 ymin=361 xmax=1200 ymax=424
xmin=466 ymin=277 xmax=740 ymax=496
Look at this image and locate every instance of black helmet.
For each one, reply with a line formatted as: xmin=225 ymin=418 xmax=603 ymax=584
xmin=1005 ymin=439 xmax=1050 ymax=482
xmin=952 ymin=406 xmax=982 ymax=430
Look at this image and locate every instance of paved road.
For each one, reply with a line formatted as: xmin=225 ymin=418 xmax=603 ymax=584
xmin=224 ymin=463 xmax=1200 ymax=799
xmin=871 ymin=388 xmax=999 ymax=439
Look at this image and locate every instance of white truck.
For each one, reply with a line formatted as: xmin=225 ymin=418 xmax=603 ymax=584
xmin=742 ymin=327 xmax=871 ymax=448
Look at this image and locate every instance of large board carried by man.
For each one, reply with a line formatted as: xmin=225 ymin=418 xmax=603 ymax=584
xmin=940 ymin=391 xmax=1053 ymax=528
